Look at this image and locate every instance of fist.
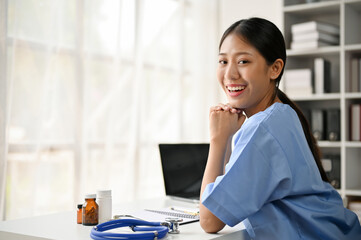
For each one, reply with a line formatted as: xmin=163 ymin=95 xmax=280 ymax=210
xmin=209 ymin=103 xmax=246 ymax=142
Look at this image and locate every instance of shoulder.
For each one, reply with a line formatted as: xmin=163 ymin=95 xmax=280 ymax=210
xmin=263 ymin=102 xmax=300 ymax=128
xmin=234 ymin=103 xmax=300 ymax=144
xmin=231 ymin=103 xmax=305 ymax=172
xmin=259 ymin=102 xmax=299 ymax=127
xmin=231 ymin=103 xmax=295 ymax=169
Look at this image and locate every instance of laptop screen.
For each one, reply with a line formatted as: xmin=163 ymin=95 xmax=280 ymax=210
xmin=159 ymin=143 xmax=209 ymax=200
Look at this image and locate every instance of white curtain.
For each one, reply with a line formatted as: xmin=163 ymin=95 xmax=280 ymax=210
xmin=0 ymin=0 xmax=8 ymax=221
xmin=1 ymin=0 xmax=220 ymax=220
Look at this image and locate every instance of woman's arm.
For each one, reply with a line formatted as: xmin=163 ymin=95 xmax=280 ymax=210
xmin=199 ymin=106 xmax=245 ymax=233
xmin=199 ymin=137 xmax=229 ymax=233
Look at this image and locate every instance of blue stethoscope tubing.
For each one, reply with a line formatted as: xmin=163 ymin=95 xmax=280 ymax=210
xmin=90 ymin=218 xmax=169 ymax=240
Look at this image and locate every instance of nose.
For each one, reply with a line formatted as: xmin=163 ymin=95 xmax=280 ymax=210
xmin=225 ymin=62 xmax=240 ymax=80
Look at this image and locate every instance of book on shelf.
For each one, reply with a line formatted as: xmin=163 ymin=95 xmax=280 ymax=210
xmin=283 ymin=68 xmax=313 ymax=96
xmin=286 ymin=88 xmax=313 ymax=97
xmin=326 ymin=109 xmax=340 ymax=141
xmin=284 ymin=69 xmax=313 ymax=87
xmin=291 ymin=0 xmax=335 ymax=4
xmin=314 ymin=58 xmax=331 ymax=94
xmin=349 ymin=57 xmax=361 ymax=92
xmin=290 ymin=21 xmax=339 ymax=50
xmin=303 ymin=109 xmax=311 ymax=128
xmin=291 ymin=21 xmax=340 ymax=36
xmin=290 ymin=40 xmax=332 ymax=50
xmin=350 ymin=104 xmax=361 ymax=141
xmin=311 ymin=109 xmax=325 ymax=140
xmin=348 ymin=201 xmax=361 ymax=222
xmin=292 ymin=30 xmax=339 ymax=45
xmin=305 ymin=0 xmax=318 ymax=3
xmin=321 ymin=154 xmax=340 ymax=189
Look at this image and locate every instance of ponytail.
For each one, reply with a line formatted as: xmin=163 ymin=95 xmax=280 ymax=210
xmin=277 ymin=89 xmax=329 ymax=183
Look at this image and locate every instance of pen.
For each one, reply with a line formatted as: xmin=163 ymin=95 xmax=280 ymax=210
xmin=170 ymin=207 xmax=199 ymax=216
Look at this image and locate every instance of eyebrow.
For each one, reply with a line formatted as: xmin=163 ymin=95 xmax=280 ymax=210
xmin=218 ymin=52 xmax=253 ymax=56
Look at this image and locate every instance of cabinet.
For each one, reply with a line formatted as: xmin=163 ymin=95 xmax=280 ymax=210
xmin=282 ymin=0 xmax=361 ymax=200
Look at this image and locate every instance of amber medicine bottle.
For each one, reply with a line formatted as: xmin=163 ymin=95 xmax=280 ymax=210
xmin=82 ymin=194 xmax=99 ymax=226
xmin=77 ymin=204 xmax=82 ymax=224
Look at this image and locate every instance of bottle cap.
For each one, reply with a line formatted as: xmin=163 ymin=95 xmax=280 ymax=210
xmin=77 ymin=204 xmax=83 ymax=209
xmin=84 ymin=194 xmax=96 ymax=199
xmin=97 ymin=190 xmax=112 ymax=197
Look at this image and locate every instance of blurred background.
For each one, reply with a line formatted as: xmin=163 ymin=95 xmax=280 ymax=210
xmin=0 ymin=0 xmax=281 ymax=220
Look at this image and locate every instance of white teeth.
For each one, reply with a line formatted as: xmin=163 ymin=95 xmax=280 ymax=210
xmin=227 ymin=86 xmax=245 ymax=91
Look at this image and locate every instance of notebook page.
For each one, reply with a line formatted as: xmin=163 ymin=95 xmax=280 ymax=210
xmin=121 ymin=206 xmax=199 ymax=225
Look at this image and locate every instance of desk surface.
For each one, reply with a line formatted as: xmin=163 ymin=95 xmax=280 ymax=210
xmin=0 ymin=197 xmax=248 ymax=240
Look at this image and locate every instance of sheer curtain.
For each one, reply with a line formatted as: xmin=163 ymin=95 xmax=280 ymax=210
xmin=0 ymin=0 xmax=8 ymax=221
xmin=1 ymin=0 xmax=220 ymax=220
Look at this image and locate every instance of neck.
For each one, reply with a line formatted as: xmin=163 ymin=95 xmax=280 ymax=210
xmin=244 ymin=87 xmax=280 ymax=117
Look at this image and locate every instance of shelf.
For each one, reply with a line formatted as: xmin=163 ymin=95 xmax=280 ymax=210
xmin=318 ymin=141 xmax=341 ymax=148
xmin=345 ymin=92 xmax=361 ymax=99
xmin=284 ymin=1 xmax=340 ymax=14
xmin=287 ymin=46 xmax=340 ymax=57
xmin=345 ymin=190 xmax=361 ymax=196
xmin=291 ymin=93 xmax=341 ymax=101
xmin=283 ymin=0 xmax=361 ymax=199
xmin=345 ymin=141 xmax=361 ymax=147
xmin=345 ymin=43 xmax=361 ymax=52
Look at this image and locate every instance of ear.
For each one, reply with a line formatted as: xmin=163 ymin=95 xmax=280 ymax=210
xmin=269 ymin=58 xmax=284 ymax=80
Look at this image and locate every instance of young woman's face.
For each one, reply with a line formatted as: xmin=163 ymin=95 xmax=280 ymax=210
xmin=217 ymin=33 xmax=278 ymax=117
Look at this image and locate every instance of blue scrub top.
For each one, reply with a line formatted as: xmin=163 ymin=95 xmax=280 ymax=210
xmin=202 ymin=103 xmax=361 ymax=239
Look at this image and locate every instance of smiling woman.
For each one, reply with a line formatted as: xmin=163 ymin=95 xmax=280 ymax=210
xmin=199 ymin=17 xmax=361 ymax=239
xmin=1 ymin=0 xmax=219 ymax=220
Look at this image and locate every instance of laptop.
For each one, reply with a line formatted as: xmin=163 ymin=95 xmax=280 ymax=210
xmin=117 ymin=143 xmax=209 ymax=225
xmin=158 ymin=143 xmax=209 ymax=203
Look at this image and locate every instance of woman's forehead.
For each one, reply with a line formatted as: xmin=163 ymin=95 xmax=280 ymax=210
xmin=219 ymin=34 xmax=258 ymax=56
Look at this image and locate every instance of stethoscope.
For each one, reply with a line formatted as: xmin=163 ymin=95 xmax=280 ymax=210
xmin=90 ymin=217 xmax=183 ymax=240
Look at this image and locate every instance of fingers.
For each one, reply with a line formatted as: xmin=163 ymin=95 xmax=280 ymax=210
xmin=210 ymin=103 xmax=242 ymax=114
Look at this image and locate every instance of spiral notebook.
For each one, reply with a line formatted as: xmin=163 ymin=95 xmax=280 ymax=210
xmin=127 ymin=206 xmax=199 ymax=225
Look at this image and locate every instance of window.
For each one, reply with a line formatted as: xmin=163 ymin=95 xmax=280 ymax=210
xmin=2 ymin=0 xmax=218 ymax=220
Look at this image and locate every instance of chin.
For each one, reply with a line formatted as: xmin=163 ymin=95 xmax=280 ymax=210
xmin=228 ymin=101 xmax=243 ymax=109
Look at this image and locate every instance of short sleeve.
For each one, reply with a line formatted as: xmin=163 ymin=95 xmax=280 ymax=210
xmin=201 ymin=124 xmax=292 ymax=227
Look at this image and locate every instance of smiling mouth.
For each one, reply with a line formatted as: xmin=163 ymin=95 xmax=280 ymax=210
xmin=226 ymin=85 xmax=246 ymax=92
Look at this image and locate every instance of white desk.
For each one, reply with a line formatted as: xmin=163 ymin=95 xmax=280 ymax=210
xmin=0 ymin=197 xmax=249 ymax=240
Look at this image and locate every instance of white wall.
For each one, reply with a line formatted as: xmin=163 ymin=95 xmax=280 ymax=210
xmin=219 ymin=0 xmax=283 ymax=38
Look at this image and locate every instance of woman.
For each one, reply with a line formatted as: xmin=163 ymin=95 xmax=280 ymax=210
xmin=200 ymin=17 xmax=361 ymax=239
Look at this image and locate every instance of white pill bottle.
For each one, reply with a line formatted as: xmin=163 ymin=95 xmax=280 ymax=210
xmin=97 ymin=190 xmax=112 ymax=223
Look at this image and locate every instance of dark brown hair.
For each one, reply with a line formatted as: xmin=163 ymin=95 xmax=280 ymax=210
xmin=220 ymin=17 xmax=329 ymax=182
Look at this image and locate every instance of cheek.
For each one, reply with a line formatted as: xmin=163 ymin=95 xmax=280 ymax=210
xmin=216 ymin=68 xmax=224 ymax=85
xmin=248 ymin=67 xmax=270 ymax=84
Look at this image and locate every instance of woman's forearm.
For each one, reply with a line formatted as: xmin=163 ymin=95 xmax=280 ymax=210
xmin=200 ymin=106 xmax=244 ymax=233
xmin=199 ymin=137 xmax=230 ymax=233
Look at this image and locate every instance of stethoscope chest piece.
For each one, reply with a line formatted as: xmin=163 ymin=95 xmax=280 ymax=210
xmin=165 ymin=217 xmax=183 ymax=234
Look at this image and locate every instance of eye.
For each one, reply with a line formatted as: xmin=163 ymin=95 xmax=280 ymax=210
xmin=218 ymin=60 xmax=227 ymax=65
xmin=238 ymin=60 xmax=249 ymax=64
